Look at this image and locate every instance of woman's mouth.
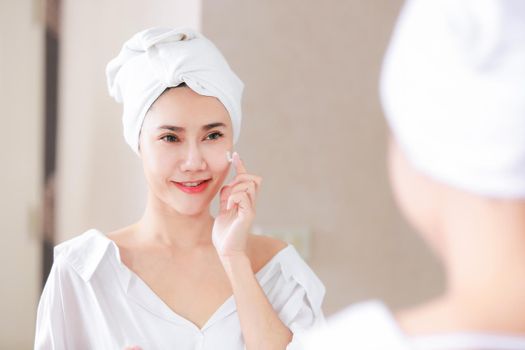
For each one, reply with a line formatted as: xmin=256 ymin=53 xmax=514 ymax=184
xmin=172 ymin=179 xmax=211 ymax=194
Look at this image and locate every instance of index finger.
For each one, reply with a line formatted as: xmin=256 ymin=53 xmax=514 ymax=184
xmin=233 ymin=152 xmax=247 ymax=175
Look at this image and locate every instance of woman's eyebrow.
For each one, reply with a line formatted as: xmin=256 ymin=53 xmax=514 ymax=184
xmin=202 ymin=122 xmax=226 ymax=131
xmin=157 ymin=125 xmax=184 ymax=132
xmin=156 ymin=122 xmax=226 ymax=132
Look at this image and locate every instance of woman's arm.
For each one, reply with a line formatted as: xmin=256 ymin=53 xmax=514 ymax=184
xmin=35 ymin=262 xmax=68 ymax=350
xmin=222 ymin=253 xmax=292 ymax=350
xmin=213 ymin=152 xmax=292 ymax=349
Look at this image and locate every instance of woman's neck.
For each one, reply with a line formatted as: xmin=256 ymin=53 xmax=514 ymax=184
xmin=399 ymin=198 xmax=525 ymax=334
xmin=135 ymin=193 xmax=215 ymax=250
xmin=445 ymin=198 xmax=525 ymax=332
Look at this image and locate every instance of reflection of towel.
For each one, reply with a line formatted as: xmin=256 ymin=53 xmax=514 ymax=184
xmin=380 ymin=0 xmax=525 ymax=198
xmin=106 ymin=27 xmax=244 ymax=154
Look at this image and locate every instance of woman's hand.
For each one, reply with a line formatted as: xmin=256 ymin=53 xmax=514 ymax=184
xmin=212 ymin=152 xmax=262 ymax=260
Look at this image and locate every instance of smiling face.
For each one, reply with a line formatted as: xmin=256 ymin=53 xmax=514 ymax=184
xmin=139 ymin=86 xmax=233 ymax=216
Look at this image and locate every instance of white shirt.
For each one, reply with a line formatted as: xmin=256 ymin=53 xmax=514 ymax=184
xmin=35 ymin=229 xmax=326 ymax=350
xmin=300 ymin=301 xmax=525 ymax=350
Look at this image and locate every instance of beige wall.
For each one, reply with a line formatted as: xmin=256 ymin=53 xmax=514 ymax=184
xmin=0 ymin=0 xmax=43 ymax=347
xmin=202 ymin=0 xmax=444 ymax=314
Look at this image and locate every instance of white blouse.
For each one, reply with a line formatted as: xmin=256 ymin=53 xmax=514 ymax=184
xmin=301 ymin=301 xmax=525 ymax=350
xmin=35 ymin=229 xmax=326 ymax=350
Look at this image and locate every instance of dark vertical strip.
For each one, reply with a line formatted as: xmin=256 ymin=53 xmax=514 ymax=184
xmin=42 ymin=0 xmax=61 ymax=288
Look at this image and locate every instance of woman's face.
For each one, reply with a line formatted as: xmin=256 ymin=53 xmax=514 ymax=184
xmin=388 ymin=136 xmax=445 ymax=255
xmin=139 ymin=86 xmax=233 ymax=216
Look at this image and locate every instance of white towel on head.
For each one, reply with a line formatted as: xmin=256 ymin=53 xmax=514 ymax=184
xmin=106 ymin=27 xmax=244 ymax=154
xmin=380 ymin=0 xmax=525 ymax=198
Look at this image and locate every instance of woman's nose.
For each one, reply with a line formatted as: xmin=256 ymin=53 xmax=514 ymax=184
xmin=179 ymin=144 xmax=206 ymax=172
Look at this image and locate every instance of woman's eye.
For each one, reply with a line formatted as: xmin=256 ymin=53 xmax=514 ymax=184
xmin=205 ymin=132 xmax=224 ymax=141
xmin=161 ymin=135 xmax=179 ymax=143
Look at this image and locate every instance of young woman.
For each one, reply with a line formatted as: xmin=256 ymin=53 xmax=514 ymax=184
xmin=303 ymin=0 xmax=525 ymax=349
xmin=35 ymin=27 xmax=325 ymax=350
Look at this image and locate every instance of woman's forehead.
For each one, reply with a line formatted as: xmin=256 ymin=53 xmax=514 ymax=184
xmin=145 ymin=88 xmax=232 ymax=129
xmin=146 ymin=111 xmax=231 ymax=130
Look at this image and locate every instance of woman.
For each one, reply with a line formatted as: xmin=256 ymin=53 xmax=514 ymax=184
xmin=35 ymin=27 xmax=325 ymax=349
xmin=302 ymin=0 xmax=525 ymax=349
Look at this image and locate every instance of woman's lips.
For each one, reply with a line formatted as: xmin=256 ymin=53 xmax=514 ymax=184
xmin=172 ymin=179 xmax=211 ymax=194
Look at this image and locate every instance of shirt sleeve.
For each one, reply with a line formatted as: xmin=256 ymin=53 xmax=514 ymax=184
xmin=34 ymin=259 xmax=69 ymax=350
xmin=258 ymin=247 xmax=326 ymax=350
xmin=299 ymin=301 xmax=413 ymax=350
xmin=283 ymin=281 xmax=326 ymax=350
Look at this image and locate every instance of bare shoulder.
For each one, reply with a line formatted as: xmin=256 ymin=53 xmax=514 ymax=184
xmin=105 ymin=225 xmax=138 ymax=260
xmin=247 ymin=234 xmax=288 ymax=273
xmin=106 ymin=224 xmax=136 ymax=242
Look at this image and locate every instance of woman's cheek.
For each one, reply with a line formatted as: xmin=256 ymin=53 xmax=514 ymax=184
xmin=147 ymin=145 xmax=178 ymax=176
xmin=205 ymin=148 xmax=231 ymax=177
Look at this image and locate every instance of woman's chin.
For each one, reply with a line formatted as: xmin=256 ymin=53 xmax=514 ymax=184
xmin=169 ymin=201 xmax=209 ymax=217
xmin=154 ymin=190 xmax=216 ymax=217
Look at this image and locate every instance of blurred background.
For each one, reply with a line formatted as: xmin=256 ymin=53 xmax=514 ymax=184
xmin=1 ymin=0 xmax=444 ymax=348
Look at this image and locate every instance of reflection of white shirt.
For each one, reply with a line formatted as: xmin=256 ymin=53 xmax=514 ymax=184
xmin=35 ymin=229 xmax=325 ymax=349
xmin=301 ymin=301 xmax=525 ymax=350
